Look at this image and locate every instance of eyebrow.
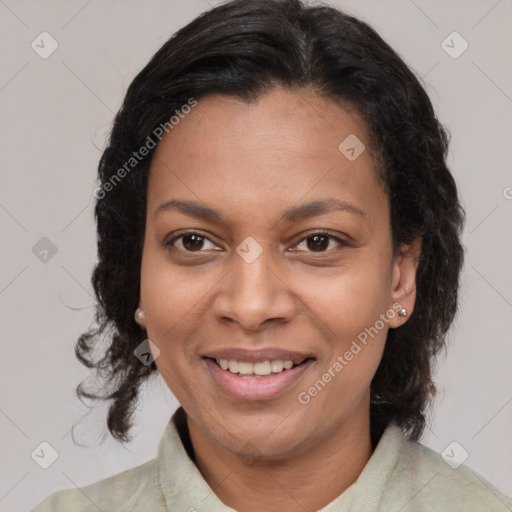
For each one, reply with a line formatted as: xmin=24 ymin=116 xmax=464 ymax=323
xmin=154 ymin=198 xmax=365 ymax=224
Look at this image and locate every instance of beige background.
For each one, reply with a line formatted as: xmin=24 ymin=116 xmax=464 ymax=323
xmin=1 ymin=0 xmax=511 ymax=510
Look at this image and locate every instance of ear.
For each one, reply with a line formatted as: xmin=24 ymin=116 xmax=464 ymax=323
xmin=134 ymin=298 xmax=147 ymax=328
xmin=389 ymin=237 xmax=422 ymax=328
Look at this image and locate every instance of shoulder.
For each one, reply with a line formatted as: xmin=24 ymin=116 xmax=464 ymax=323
xmin=384 ymin=427 xmax=512 ymax=511
xmin=31 ymin=457 xmax=165 ymax=512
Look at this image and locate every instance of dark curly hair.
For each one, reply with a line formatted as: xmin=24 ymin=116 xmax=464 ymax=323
xmin=75 ymin=0 xmax=465 ymax=447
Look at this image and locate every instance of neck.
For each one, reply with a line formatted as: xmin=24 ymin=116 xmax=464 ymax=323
xmin=186 ymin=400 xmax=373 ymax=512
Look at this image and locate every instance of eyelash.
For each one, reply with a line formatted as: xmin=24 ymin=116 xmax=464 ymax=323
xmin=164 ymin=230 xmax=348 ymax=254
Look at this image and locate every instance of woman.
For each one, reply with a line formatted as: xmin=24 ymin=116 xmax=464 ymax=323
xmin=32 ymin=0 xmax=511 ymax=510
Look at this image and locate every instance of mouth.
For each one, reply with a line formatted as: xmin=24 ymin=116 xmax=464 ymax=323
xmin=204 ymin=356 xmax=315 ymax=377
xmin=202 ymin=354 xmax=316 ymax=401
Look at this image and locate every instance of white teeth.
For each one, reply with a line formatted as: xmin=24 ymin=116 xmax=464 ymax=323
xmin=238 ymin=362 xmax=253 ymax=375
xmin=253 ymin=361 xmax=272 ymax=375
xmin=271 ymin=360 xmax=284 ymax=373
xmin=216 ymin=358 xmax=298 ymax=376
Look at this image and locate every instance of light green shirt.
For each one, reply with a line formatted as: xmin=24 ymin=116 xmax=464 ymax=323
xmin=32 ymin=407 xmax=512 ymax=511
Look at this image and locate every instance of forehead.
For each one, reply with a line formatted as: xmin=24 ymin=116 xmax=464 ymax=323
xmin=147 ymin=87 xmax=386 ymax=225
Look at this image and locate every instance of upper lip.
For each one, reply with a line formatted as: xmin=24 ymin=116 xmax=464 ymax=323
xmin=203 ymin=348 xmax=314 ymax=365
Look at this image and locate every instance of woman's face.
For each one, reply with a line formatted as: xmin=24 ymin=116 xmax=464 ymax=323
xmin=140 ymin=87 xmax=417 ymax=459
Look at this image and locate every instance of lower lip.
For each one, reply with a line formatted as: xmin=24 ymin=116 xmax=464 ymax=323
xmin=204 ymin=358 xmax=315 ymax=401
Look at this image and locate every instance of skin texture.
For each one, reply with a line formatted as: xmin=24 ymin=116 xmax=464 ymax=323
xmin=136 ymin=87 xmax=421 ymax=512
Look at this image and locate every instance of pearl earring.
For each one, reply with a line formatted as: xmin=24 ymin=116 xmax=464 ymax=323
xmin=134 ymin=308 xmax=145 ymax=324
xmin=398 ymin=307 xmax=407 ymax=324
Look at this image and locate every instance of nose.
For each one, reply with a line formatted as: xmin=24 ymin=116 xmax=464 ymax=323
xmin=213 ymin=247 xmax=296 ymax=331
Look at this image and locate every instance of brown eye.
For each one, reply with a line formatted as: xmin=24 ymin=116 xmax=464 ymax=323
xmin=166 ymin=232 xmax=218 ymax=252
xmin=307 ymin=235 xmax=330 ymax=251
xmin=294 ymin=233 xmax=346 ymax=253
xmin=182 ymin=234 xmax=205 ymax=251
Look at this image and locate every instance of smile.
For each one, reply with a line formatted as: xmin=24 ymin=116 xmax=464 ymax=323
xmin=203 ymin=356 xmax=315 ymax=400
xmin=215 ymin=357 xmax=304 ymax=376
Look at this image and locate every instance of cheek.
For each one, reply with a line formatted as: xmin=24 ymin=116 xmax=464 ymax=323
xmin=140 ymin=254 xmax=189 ymax=366
xmin=140 ymin=255 xmax=205 ymax=403
xmin=140 ymin=248 xmax=214 ymax=332
xmin=297 ymin=254 xmax=393 ymax=336
xmin=294 ymin=253 xmax=392 ymax=395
